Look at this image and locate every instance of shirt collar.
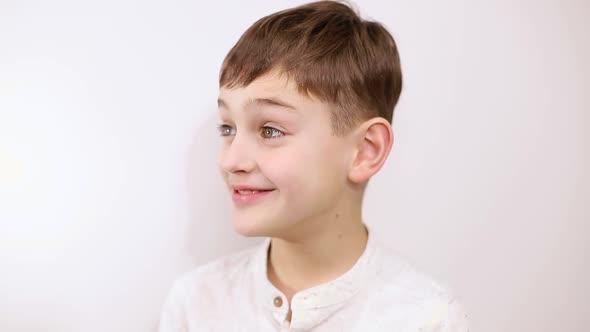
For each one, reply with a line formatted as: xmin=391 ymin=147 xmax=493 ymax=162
xmin=250 ymin=223 xmax=382 ymax=329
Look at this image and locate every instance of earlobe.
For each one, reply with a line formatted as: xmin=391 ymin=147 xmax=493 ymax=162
xmin=348 ymin=118 xmax=393 ymax=184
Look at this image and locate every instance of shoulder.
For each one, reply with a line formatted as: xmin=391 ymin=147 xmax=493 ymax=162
xmin=158 ymin=244 xmax=262 ymax=331
xmin=158 ymin=244 xmax=260 ymax=331
xmin=162 ymin=242 xmax=262 ymax=311
xmin=172 ymin=244 xmax=259 ymax=296
xmin=370 ymin=243 xmax=471 ymax=331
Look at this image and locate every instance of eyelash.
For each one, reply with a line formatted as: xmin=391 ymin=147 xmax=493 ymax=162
xmin=217 ymin=124 xmax=285 ymax=139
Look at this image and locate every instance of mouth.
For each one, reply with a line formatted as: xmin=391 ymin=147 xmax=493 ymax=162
xmin=231 ymin=188 xmax=276 ymax=205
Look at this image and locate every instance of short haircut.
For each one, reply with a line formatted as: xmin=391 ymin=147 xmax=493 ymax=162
xmin=219 ymin=0 xmax=402 ymax=135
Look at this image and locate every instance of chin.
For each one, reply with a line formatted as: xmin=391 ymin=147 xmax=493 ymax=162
xmin=232 ymin=215 xmax=269 ymax=237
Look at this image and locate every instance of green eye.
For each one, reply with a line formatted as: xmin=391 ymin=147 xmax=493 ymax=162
xmin=261 ymin=126 xmax=285 ymax=139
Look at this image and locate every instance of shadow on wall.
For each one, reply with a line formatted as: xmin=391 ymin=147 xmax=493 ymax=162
xmin=184 ymin=111 xmax=261 ymax=265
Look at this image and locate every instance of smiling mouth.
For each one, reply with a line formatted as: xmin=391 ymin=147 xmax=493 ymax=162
xmin=235 ymin=189 xmax=272 ymax=195
xmin=232 ymin=189 xmax=276 ymax=204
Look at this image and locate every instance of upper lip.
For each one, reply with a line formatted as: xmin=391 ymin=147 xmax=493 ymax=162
xmin=231 ymin=185 xmax=274 ymax=191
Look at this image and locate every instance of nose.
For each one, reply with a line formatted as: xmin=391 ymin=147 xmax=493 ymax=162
xmin=219 ymin=132 xmax=257 ymax=175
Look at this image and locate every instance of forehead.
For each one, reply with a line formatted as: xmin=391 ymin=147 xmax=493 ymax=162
xmin=218 ymin=70 xmax=329 ymax=116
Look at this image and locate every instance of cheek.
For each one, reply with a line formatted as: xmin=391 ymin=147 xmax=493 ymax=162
xmin=257 ymin=149 xmax=303 ymax=187
xmin=260 ymin=142 xmax=344 ymax=198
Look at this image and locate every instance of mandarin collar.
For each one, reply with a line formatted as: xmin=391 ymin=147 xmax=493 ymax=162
xmin=251 ymin=224 xmax=381 ymax=329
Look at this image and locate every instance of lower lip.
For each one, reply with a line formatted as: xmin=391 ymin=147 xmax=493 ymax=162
xmin=232 ymin=189 xmax=275 ymax=205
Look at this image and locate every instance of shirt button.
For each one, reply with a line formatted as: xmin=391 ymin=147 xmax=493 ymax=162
xmin=273 ymin=296 xmax=283 ymax=307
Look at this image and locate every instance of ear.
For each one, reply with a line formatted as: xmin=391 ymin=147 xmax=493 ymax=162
xmin=347 ymin=118 xmax=394 ymax=184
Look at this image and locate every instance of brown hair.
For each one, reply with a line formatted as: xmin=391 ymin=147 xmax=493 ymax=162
xmin=219 ymin=0 xmax=402 ymax=135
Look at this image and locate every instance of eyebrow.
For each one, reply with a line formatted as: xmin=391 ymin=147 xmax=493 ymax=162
xmin=217 ymin=97 xmax=297 ymax=112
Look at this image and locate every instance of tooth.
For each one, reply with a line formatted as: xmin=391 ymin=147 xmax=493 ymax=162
xmin=238 ymin=190 xmax=258 ymax=195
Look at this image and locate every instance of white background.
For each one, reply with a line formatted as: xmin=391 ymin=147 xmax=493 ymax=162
xmin=1 ymin=0 xmax=588 ymax=331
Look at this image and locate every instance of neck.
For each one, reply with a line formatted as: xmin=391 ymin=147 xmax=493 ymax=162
xmin=266 ymin=214 xmax=369 ymax=300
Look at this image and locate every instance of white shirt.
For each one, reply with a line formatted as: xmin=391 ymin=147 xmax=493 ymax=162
xmin=158 ymin=226 xmax=470 ymax=331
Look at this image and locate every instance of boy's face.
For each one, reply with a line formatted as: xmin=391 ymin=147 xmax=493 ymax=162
xmin=217 ymin=70 xmax=355 ymax=238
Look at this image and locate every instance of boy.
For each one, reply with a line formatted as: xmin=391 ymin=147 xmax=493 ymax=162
xmin=159 ymin=1 xmax=469 ymax=331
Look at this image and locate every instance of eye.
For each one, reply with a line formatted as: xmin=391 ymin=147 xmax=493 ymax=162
xmin=217 ymin=124 xmax=235 ymax=136
xmin=260 ymin=126 xmax=285 ymax=139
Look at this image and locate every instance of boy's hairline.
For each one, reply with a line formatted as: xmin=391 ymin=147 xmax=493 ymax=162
xmin=219 ymin=65 xmax=346 ymax=118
